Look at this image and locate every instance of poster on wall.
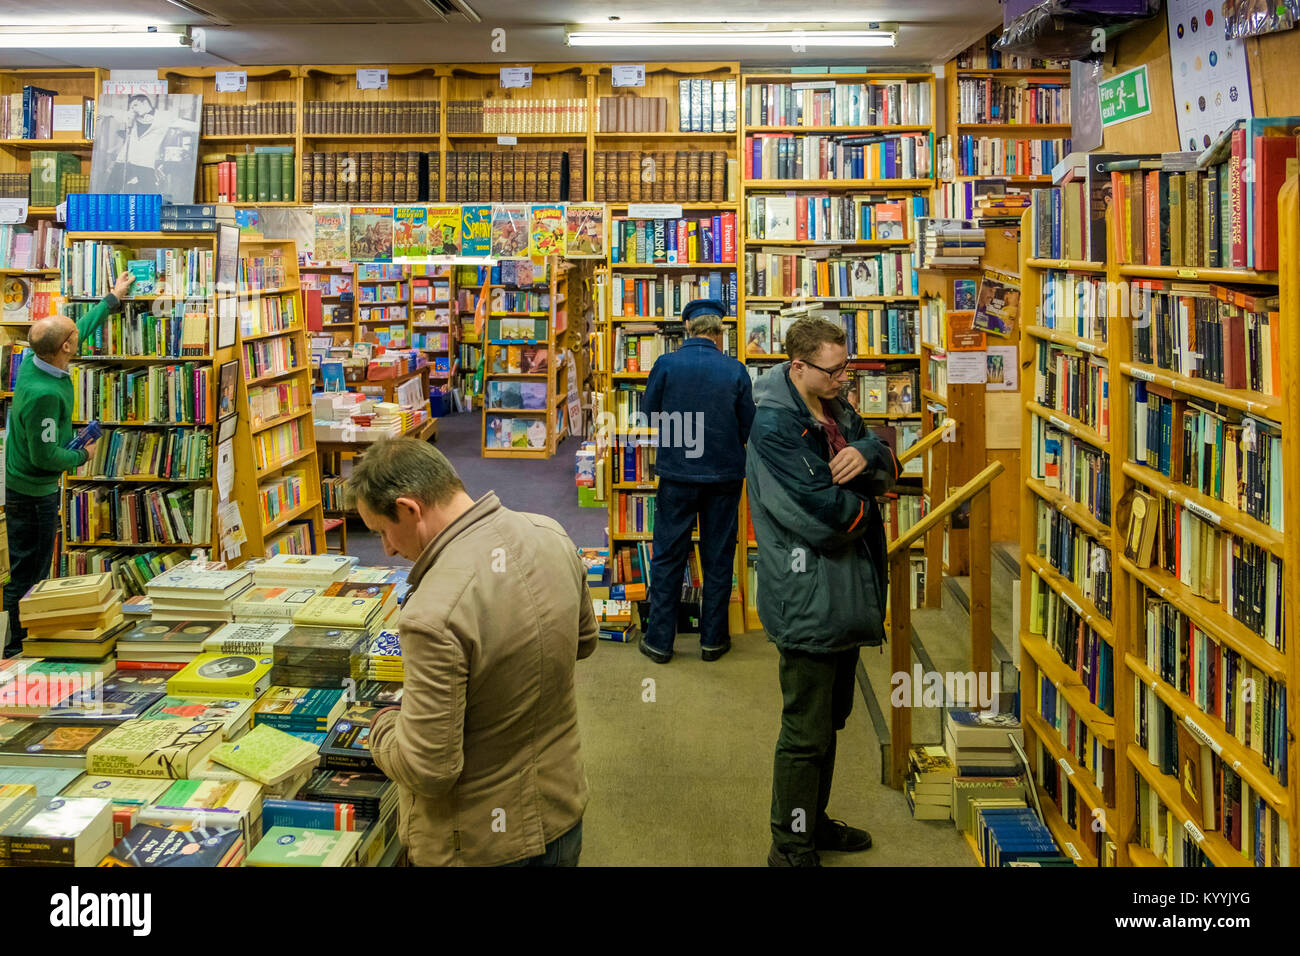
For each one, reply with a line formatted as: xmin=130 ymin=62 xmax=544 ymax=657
xmin=1166 ymin=0 xmax=1254 ymax=152
xmin=89 ymin=94 xmax=202 ymax=204
xmin=393 ymin=206 xmax=430 ymax=258
xmin=313 ymin=206 xmax=349 ymax=262
xmin=565 ymin=204 xmax=606 ymax=258
xmin=427 ymin=205 xmax=462 ymax=255
xmin=348 ymin=206 xmax=394 ymax=263
xmin=460 ymin=204 xmax=492 ymax=257
xmin=490 ymin=204 xmax=530 ymax=258
xmin=529 ymin=204 xmax=565 ymax=259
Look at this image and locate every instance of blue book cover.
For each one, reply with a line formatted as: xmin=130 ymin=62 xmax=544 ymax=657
xmin=261 ymin=798 xmax=355 ymax=831
xmin=460 ymin=204 xmax=492 ymax=257
xmin=102 ymin=825 xmax=243 ymax=867
xmin=322 ymin=361 xmax=345 ymax=392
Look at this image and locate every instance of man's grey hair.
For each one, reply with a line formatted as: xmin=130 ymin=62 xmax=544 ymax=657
xmin=347 ymin=437 xmax=465 ymax=520
xmin=29 ymin=317 xmax=71 ymax=359
xmin=686 ymin=311 xmax=724 ymax=337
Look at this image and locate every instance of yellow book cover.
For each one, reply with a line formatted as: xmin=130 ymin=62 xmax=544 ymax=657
xmin=291 ymin=596 xmax=382 ymax=630
xmin=60 ymin=775 xmax=171 ymax=807
xmin=19 ymin=573 xmax=114 ymax=615
xmin=86 ymin=718 xmax=223 ymax=779
xmin=209 ymin=724 xmax=320 ymax=786
xmin=20 ymin=592 xmax=123 ymax=630
xmin=167 ymin=653 xmax=275 ymax=700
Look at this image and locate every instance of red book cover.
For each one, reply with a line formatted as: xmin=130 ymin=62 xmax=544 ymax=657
xmin=795 ymin=199 xmax=808 ymax=241
xmin=1230 ymin=127 xmax=1247 ymax=268
xmin=1130 ymin=170 xmax=1145 ymax=265
xmin=675 ymin=220 xmax=689 ymax=264
xmin=622 ymin=278 xmax=634 ymax=317
xmin=720 ymin=211 xmax=736 ymax=262
xmin=1252 ymin=134 xmax=1297 ymax=271
xmin=305 ymin=288 xmax=323 ymax=332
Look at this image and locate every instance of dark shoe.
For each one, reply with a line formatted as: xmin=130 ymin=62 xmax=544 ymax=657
xmin=637 ymin=637 xmax=671 ymax=664
xmin=767 ymin=844 xmax=821 ymax=867
xmin=701 ymin=641 xmax=731 ymax=662
xmin=815 ymin=819 xmax=872 ymax=852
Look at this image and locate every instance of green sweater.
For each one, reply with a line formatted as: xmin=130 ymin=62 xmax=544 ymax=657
xmin=6 ymin=294 xmax=118 ymax=497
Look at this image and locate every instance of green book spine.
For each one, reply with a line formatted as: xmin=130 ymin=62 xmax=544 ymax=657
xmin=257 ymin=153 xmax=271 ymax=203
xmin=281 ymin=153 xmax=294 ymax=203
xmin=236 ymin=154 xmax=249 ymax=203
xmin=267 ymin=152 xmax=282 ymax=203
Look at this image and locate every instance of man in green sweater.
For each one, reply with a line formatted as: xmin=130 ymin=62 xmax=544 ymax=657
xmin=3 ymin=272 xmax=133 ymax=654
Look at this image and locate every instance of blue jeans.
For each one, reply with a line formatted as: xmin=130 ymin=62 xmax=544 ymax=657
xmin=3 ymin=488 xmax=60 ymax=656
xmin=499 ymin=820 xmax=583 ymax=867
xmin=643 ymin=478 xmax=741 ymax=655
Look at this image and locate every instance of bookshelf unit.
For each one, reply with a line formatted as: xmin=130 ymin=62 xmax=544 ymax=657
xmin=481 ymin=255 xmax=562 ymax=459
xmin=353 ymin=263 xmax=411 ymax=347
xmin=1019 ymin=160 xmax=1299 ymax=866
xmin=230 ymin=236 xmax=324 ymax=562
xmin=59 ymin=229 xmax=234 ymax=593
xmin=300 ymin=259 xmax=355 ymax=335
xmin=410 ymin=262 xmax=456 ymax=405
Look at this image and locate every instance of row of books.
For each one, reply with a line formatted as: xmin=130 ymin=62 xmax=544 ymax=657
xmin=745 ymin=307 xmax=919 ymax=358
xmin=248 ymin=379 xmax=307 ymax=428
xmin=59 ymin=548 xmax=187 ymax=598
xmin=1033 ymin=342 xmax=1110 ymax=440
xmin=302 ymin=100 xmax=439 ymax=134
xmin=485 ymin=414 xmax=548 ymax=450
xmin=446 ymin=98 xmax=587 ymax=134
xmin=1028 ymin=574 xmax=1115 ymax=715
xmin=72 ymin=305 xmax=211 ymax=359
xmin=70 ymin=363 xmax=215 ymax=426
xmin=66 ymin=485 xmax=215 ymax=547
xmin=484 ymin=380 xmax=547 ymax=411
xmin=742 ymin=80 xmax=932 ymax=128
xmin=72 ymin=427 xmax=213 ymax=482
xmin=1 ymin=86 xmax=92 ymax=140
xmin=611 ymin=271 xmax=736 ymax=318
xmin=742 ymin=249 xmax=918 ymax=299
xmin=303 ymin=150 xmax=436 ymax=205
xmin=956 ymin=31 xmax=1069 ymax=70
xmin=239 ymin=291 xmax=298 ymax=338
xmin=0 ymin=221 xmax=63 ymax=272
xmin=610 ymin=214 xmax=737 ymax=264
xmin=676 ymin=78 xmax=739 ymax=133
xmin=932 ymin=178 xmax=1031 ymax=221
xmin=596 ymin=95 xmax=671 ymax=133
xmin=243 ymin=336 xmax=301 ymax=380
xmin=1034 ymin=499 xmax=1113 ymax=619
xmin=0 ymin=276 xmax=59 ymax=325
xmin=237 ymin=250 xmax=289 ymax=292
xmin=1038 ymin=678 xmax=1115 ymax=805
xmin=202 ymin=101 xmax=296 ymax=136
xmin=1037 ymin=270 xmax=1107 ymax=340
xmin=27 ymin=151 xmax=81 ymax=207
xmin=257 ymin=469 xmax=309 ymax=525
xmin=744 ymin=192 xmax=924 ymax=242
xmin=204 ymin=148 xmax=295 ymax=204
xmin=744 ymin=131 xmax=933 ymax=181
xmin=65 ymin=194 xmax=165 ymax=234
xmin=592 ymin=149 xmax=726 ymax=203
xmin=956 ymin=135 xmax=1070 ymax=178
xmin=64 ymin=241 xmax=214 ymax=299
xmin=913 ymin=218 xmax=986 ymax=268
xmin=445 ymin=149 xmax=585 ymax=203
xmin=955 ymin=78 xmax=1069 ymax=126
xmin=1033 ymin=418 xmax=1112 ymax=526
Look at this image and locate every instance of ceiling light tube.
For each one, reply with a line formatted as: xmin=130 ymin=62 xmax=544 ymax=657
xmin=0 ymin=26 xmax=190 ymax=49
xmin=566 ymin=22 xmax=897 ymax=47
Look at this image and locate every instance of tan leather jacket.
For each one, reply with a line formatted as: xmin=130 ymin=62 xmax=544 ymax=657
xmin=369 ymin=493 xmax=598 ymax=866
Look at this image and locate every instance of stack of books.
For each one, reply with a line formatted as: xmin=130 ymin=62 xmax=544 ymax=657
xmin=18 ymin=573 xmax=126 ymax=661
xmin=906 ymin=745 xmax=956 ymax=820
xmin=146 ymin=563 xmax=254 ymax=624
xmin=271 ymin=625 xmax=369 ymax=686
xmin=249 ymin=553 xmax=358 ymax=588
xmin=232 ymin=586 xmax=322 ymax=623
xmin=160 ymin=202 xmax=237 ymax=235
xmin=252 ymin=687 xmax=348 ymax=739
xmin=361 ymin=631 xmax=403 ymax=682
xmin=115 ymin=619 xmax=226 ymax=668
xmin=975 ymin=804 xmax=1072 ymax=867
xmin=914 ymin=218 xmax=986 ymax=268
xmin=0 ymin=793 xmax=115 ymax=866
xmin=943 ymin=709 xmax=1024 ymax=777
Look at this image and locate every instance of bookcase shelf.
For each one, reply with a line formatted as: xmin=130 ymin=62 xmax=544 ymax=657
xmin=1117 ymin=361 xmax=1282 ymax=419
xmin=1127 ymin=744 xmax=1252 ymax=868
xmin=1022 ymin=709 xmax=1118 ymax=831
xmin=1019 ymin=631 xmax=1116 ymax=742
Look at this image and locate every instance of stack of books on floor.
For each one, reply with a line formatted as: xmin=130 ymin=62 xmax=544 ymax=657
xmin=943 ymin=708 xmax=1024 ymax=777
xmin=0 ymin=557 xmax=417 ymax=866
xmin=906 ymin=745 xmax=955 ymax=820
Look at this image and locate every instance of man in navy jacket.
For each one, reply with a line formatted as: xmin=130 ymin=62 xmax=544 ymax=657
xmin=638 ymin=299 xmax=755 ymax=663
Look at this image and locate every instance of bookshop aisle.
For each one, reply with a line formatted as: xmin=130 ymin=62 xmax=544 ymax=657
xmin=349 ymin=410 xmax=973 ymax=866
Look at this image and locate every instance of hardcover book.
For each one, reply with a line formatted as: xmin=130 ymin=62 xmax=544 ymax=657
xmin=166 ymin=653 xmax=275 ymax=700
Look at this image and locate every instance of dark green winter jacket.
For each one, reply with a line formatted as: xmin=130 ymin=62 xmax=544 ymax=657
xmin=745 ymin=363 xmax=898 ymax=653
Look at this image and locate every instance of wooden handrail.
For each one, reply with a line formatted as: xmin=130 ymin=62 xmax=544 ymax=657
xmin=896 ymin=418 xmax=954 ymax=465
xmin=887 ymin=460 xmax=1005 ymax=557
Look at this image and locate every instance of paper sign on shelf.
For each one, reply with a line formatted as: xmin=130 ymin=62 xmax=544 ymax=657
xmin=627 ymin=203 xmax=683 ymax=220
xmin=496 ymin=135 xmax=518 ymax=145
xmin=216 ymin=438 xmax=235 ymax=502
xmin=500 ymin=67 xmax=533 ymax=89
xmin=0 ymin=199 xmax=28 ymax=225
xmin=55 ymin=201 xmax=66 ymax=223
xmin=947 ymin=351 xmax=987 ymax=385
xmin=357 ymin=69 xmax=388 ymax=91
xmin=215 ymin=71 xmax=247 ymax=93
xmin=611 ymin=65 xmax=646 ymax=88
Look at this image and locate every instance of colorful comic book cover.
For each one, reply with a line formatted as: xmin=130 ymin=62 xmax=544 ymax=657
xmin=460 ymin=204 xmax=492 ymax=257
xmin=565 ymin=204 xmax=606 ymax=259
xmin=529 ymin=204 xmax=565 ymax=258
xmin=393 ymin=206 xmax=430 ymax=258
xmin=972 ymin=271 xmax=1019 ymax=339
xmin=427 ymin=205 xmax=462 ymax=255
xmin=313 ymin=206 xmax=349 ymax=261
xmin=348 ymin=207 xmax=394 ymax=263
xmin=491 ymin=204 xmax=530 ymax=258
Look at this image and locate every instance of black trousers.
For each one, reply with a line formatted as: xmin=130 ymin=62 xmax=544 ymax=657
xmin=3 ymin=488 xmax=61 ymax=655
xmin=770 ymin=647 xmax=860 ymax=853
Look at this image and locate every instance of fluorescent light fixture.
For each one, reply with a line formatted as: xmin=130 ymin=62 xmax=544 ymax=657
xmin=566 ymin=22 xmax=897 ymax=47
xmin=0 ymin=25 xmax=190 ymax=49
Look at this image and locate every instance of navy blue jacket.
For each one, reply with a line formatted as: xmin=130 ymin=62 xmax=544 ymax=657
xmin=642 ymin=337 xmax=755 ymax=483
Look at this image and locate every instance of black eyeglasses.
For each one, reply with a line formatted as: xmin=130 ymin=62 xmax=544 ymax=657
xmin=800 ymin=358 xmax=849 ymax=378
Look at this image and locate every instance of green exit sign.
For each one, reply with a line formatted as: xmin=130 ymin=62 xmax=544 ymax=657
xmin=1098 ymin=65 xmax=1152 ymax=128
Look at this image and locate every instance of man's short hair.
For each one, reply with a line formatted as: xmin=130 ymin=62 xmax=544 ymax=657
xmin=29 ymin=318 xmax=71 ymax=359
xmin=347 ymin=437 xmax=466 ymax=520
xmin=784 ymin=316 xmax=847 ymax=362
xmin=686 ymin=311 xmax=724 ymax=337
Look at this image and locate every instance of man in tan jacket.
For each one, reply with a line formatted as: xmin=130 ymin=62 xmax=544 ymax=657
xmin=350 ymin=437 xmax=598 ymax=866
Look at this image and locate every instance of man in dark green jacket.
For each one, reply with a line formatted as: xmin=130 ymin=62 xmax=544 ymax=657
xmin=746 ymin=316 xmax=898 ymax=867
xmin=3 ymin=272 xmax=133 ymax=654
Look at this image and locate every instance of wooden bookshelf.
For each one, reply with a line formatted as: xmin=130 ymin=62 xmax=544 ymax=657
xmin=59 ymin=230 xmax=234 ymax=590
xmin=1019 ymin=163 xmax=1299 ymax=866
xmin=229 ymin=236 xmax=324 ymax=561
xmin=353 ymin=263 xmax=412 ymax=346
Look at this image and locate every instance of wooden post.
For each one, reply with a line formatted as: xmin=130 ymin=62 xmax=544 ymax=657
xmin=889 ymin=554 xmax=912 ymax=789
xmin=968 ymin=485 xmax=992 ymax=680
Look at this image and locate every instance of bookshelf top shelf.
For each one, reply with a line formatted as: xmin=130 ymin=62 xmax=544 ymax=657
xmin=741 ymin=72 xmax=936 ymax=82
xmin=745 ymin=125 xmax=932 ymax=134
xmin=1025 ymin=257 xmax=1106 ymax=273
xmin=1117 ymin=264 xmax=1279 ymax=286
xmin=954 ymin=68 xmax=1071 ymax=78
xmin=0 ymin=138 xmax=93 ymax=149
xmin=955 ymin=124 xmax=1073 ymax=134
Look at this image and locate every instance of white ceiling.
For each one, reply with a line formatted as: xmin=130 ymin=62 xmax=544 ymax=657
xmin=0 ymin=0 xmax=1003 ymax=69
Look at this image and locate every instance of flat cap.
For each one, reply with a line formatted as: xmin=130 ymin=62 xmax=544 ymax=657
xmin=681 ymin=298 xmax=726 ymax=323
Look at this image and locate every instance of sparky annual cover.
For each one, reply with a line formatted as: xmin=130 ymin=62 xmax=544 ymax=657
xmin=490 ymin=203 xmax=530 ymax=258
xmin=348 ymin=206 xmax=394 ymax=263
xmin=312 ymin=205 xmax=349 ymax=261
xmin=85 ymin=718 xmax=223 ymax=778
xmin=529 ymin=204 xmax=565 ymax=258
xmin=99 ymin=824 xmax=244 ymax=867
xmin=427 ymin=204 xmax=461 ymax=255
xmin=246 ymin=825 xmax=361 ymax=867
xmin=393 ymin=206 xmax=430 ymax=258
xmin=565 ymin=204 xmax=606 ymax=259
xmin=460 ymin=204 xmax=492 ymax=257
xmin=166 ymin=653 xmax=275 ymax=700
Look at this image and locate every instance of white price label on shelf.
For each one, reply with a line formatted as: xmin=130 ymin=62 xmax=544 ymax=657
xmin=1184 ymin=500 xmax=1221 ymax=525
xmin=1063 ymin=842 xmax=1081 ymax=861
xmin=1183 ymin=819 xmax=1205 ymax=844
xmin=215 ymin=71 xmax=247 ymax=93
xmin=357 ymin=69 xmax=388 ymax=91
xmin=496 ymin=135 xmax=518 ymax=146
xmin=55 ymin=201 xmax=66 ymax=223
xmin=1062 ymin=594 xmax=1082 ymax=617
xmin=791 ymin=80 xmax=836 ymax=90
xmin=1130 ymin=367 xmax=1156 ymax=383
xmin=1076 ymin=340 xmax=1097 ymax=354
xmin=611 ymin=65 xmax=646 ymax=87
xmin=0 ymin=198 xmax=28 ymax=224
xmin=627 ymin=203 xmax=683 ymax=219
xmin=1182 ymin=716 xmax=1221 ymax=755
xmin=1048 ymin=415 xmax=1070 ymax=432
xmin=1057 ymin=756 xmax=1075 ymax=777
xmin=500 ymin=67 xmax=533 ymax=89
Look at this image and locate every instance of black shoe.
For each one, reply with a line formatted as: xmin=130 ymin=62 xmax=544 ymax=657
xmin=815 ymin=819 xmax=872 ymax=852
xmin=767 ymin=844 xmax=821 ymax=867
xmin=637 ymin=637 xmax=671 ymax=664
xmin=701 ymin=641 xmax=731 ymax=662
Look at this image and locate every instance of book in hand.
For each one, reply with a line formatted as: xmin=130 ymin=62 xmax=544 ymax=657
xmin=320 ymin=705 xmax=382 ymax=771
xmin=66 ymin=420 xmax=101 ymax=452
xmin=99 ymin=823 xmax=244 ymax=867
